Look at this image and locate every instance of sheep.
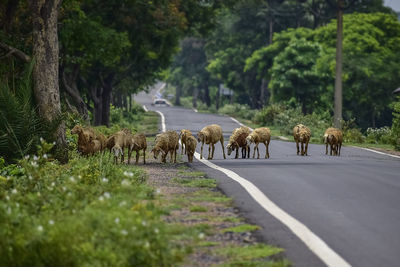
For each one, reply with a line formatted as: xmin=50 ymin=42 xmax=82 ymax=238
xmin=324 ymin=128 xmax=343 ymax=156
xmin=151 ymin=131 xmax=179 ymax=163
xmin=71 ymin=125 xmax=96 ymax=156
xmin=227 ymin=126 xmax=251 ymax=159
xmin=197 ymin=124 xmax=226 ymax=160
xmin=186 ymin=135 xmax=197 ymax=163
xmin=128 ymin=133 xmax=147 ymax=165
xmin=110 ymin=131 xmax=128 ymax=164
xmin=87 ymin=137 xmax=102 ymax=155
xmin=179 ymin=129 xmax=192 ymax=155
xmin=246 ymin=127 xmax=271 ymax=159
xmin=293 ymin=124 xmax=311 ymax=156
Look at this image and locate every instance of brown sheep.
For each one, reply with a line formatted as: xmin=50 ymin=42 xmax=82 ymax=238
xmin=293 ymin=124 xmax=311 ymax=156
xmin=186 ymin=135 xmax=197 ymax=163
xmin=179 ymin=129 xmax=192 ymax=155
xmin=151 ymin=131 xmax=179 ymax=163
xmin=71 ymin=125 xmax=95 ymax=156
xmin=246 ymin=127 xmax=271 ymax=159
xmin=197 ymin=124 xmax=226 ymax=160
xmin=128 ymin=133 xmax=147 ymax=165
xmin=324 ymin=128 xmax=343 ymax=156
xmin=227 ymin=126 xmax=251 ymax=159
xmin=87 ymin=137 xmax=102 ymax=155
xmin=111 ymin=131 xmax=128 ymax=164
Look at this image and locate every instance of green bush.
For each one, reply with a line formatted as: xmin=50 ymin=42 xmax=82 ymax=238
xmin=254 ymin=103 xmax=285 ymax=125
xmin=391 ymin=97 xmax=400 ymax=150
xmin=219 ymin=103 xmax=256 ymax=120
xmin=365 ymin=127 xmax=393 ymax=144
xmin=0 ymin=145 xmax=186 ymax=266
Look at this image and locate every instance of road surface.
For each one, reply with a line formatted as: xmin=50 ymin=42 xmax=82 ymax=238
xmin=135 ymin=84 xmax=400 ymax=267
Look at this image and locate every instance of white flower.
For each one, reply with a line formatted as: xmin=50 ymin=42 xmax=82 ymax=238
xmin=115 ymin=217 xmax=120 ymax=224
xmin=25 ymin=155 xmax=30 ymax=160
xmin=7 ymin=207 xmax=11 ymax=214
xmin=62 ymin=186 xmax=67 ymax=192
xmin=5 ymin=195 xmax=10 ymax=201
xmin=69 ymin=176 xmax=76 ymax=183
xmin=48 ymin=186 xmax=53 ymax=191
xmin=78 ymin=175 xmax=82 ymax=179
xmin=102 ymin=177 xmax=109 ymax=183
xmin=53 ymin=141 xmax=56 ymax=145
xmin=28 ymin=175 xmax=33 ymax=180
xmin=72 ymin=209 xmax=76 ymax=214
xmin=104 ymin=192 xmax=111 ymax=199
xmin=15 ymin=203 xmax=19 ymax=208
xmin=132 ymin=226 xmax=137 ymax=231
xmin=144 ymin=241 xmax=150 ymax=248
xmin=37 ymin=192 xmax=41 ymax=197
xmin=31 ymin=161 xmax=38 ymax=168
xmin=40 ymin=137 xmax=44 ymax=143
xmin=51 ymin=182 xmax=55 ymax=187
xmin=123 ymin=171 xmax=134 ymax=177
xmin=49 ymin=220 xmax=54 ymax=225
xmin=121 ymin=179 xmax=130 ymax=186
xmin=11 ymin=189 xmax=17 ymax=194
xmin=154 ymin=228 xmax=159 ymax=234
xmin=121 ymin=229 xmax=128 ymax=236
xmin=98 ymin=196 xmax=104 ymax=202
xmin=141 ymin=220 xmax=147 ymax=226
xmin=37 ymin=225 xmax=43 ymax=232
xmin=43 ymin=154 xmax=48 ymax=159
xmin=198 ymin=233 xmax=205 ymax=239
xmin=119 ymin=201 xmax=127 ymax=207
xmin=155 ymin=188 xmax=161 ymax=194
xmin=33 ymin=155 xmax=39 ymax=161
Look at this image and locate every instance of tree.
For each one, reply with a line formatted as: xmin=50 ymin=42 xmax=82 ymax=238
xmin=30 ymin=0 xmax=67 ymax=162
xmin=334 ymin=0 xmax=344 ymax=128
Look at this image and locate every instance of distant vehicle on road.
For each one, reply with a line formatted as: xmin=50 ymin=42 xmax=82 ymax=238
xmin=151 ymin=98 xmax=170 ymax=107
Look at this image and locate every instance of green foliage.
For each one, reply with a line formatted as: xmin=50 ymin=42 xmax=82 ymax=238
xmin=0 ymin=63 xmax=60 ymax=163
xmin=342 ymin=119 xmax=365 ymax=143
xmin=214 ymin=244 xmax=284 ymax=262
xmin=222 ymin=224 xmax=260 ymax=233
xmin=218 ymin=104 xmax=256 ymax=121
xmin=365 ymin=127 xmax=393 ymax=144
xmin=0 ymin=150 xmax=187 ymax=266
xmin=390 ymin=97 xmax=400 ymax=150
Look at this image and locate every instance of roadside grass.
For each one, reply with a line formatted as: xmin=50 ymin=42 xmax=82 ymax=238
xmin=222 ymin=224 xmax=261 ymax=233
xmin=172 ymin=177 xmax=217 ymax=188
xmin=190 ymin=205 xmax=208 ymax=212
xmin=214 ymin=244 xmax=286 ymax=264
xmin=137 ymin=111 xmax=159 ymax=135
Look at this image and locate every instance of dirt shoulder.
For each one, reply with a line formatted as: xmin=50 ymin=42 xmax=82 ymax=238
xmin=141 ymin=145 xmax=289 ymax=266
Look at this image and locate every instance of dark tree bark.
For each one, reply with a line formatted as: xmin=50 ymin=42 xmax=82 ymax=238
xmin=0 ymin=42 xmax=31 ymax=62
xmin=192 ymin=86 xmax=198 ymax=108
xmin=91 ymin=84 xmax=103 ymax=126
xmin=175 ymin=86 xmax=182 ymax=106
xmin=2 ymin=0 xmax=20 ymax=33
xmin=61 ymin=67 xmax=90 ymax=121
xmin=203 ymin=81 xmax=211 ymax=107
xmin=30 ymin=0 xmax=67 ymax=162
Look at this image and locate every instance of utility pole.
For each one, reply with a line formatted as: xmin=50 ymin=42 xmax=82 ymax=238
xmin=334 ymin=0 xmax=344 ymax=128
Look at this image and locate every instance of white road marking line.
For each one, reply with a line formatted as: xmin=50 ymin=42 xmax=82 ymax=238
xmin=155 ymin=110 xmax=166 ymax=133
xmin=156 ymin=110 xmax=350 ymax=267
xmin=350 ymin=146 xmax=400 ymax=159
xmin=142 ymin=105 xmax=148 ymax=112
xmin=230 ymin=117 xmax=253 ymax=131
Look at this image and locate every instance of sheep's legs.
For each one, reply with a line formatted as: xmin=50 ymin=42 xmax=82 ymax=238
xmin=208 ymin=144 xmax=212 ymax=159
xmin=247 ymin=146 xmax=250 ymax=158
xmin=305 ymin=141 xmax=308 ymax=156
xmin=143 ymin=149 xmax=146 ymax=164
xmin=296 ymin=141 xmax=300 ymax=155
xmin=264 ymin=141 xmax=270 ymax=158
xmin=252 ymin=144 xmax=256 ymax=158
xmin=301 ymin=142 xmax=305 ymax=156
xmin=220 ymin=139 xmax=226 ymax=159
xmin=337 ymin=143 xmax=341 ymax=156
xmin=135 ymin=150 xmax=139 ymax=165
xmin=325 ymin=143 xmax=328 ymax=155
xmin=235 ymin=148 xmax=239 ymax=159
xmin=128 ymin=149 xmax=132 ymax=164
xmin=200 ymin=143 xmax=204 ymax=159
xmin=174 ymin=148 xmax=177 ymax=163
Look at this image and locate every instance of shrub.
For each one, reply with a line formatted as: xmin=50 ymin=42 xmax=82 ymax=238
xmin=219 ymin=103 xmax=255 ymax=120
xmin=365 ymin=127 xmax=393 ymax=144
xmin=342 ymin=119 xmax=365 ymax=143
xmin=0 ymin=143 xmax=186 ymax=266
xmin=391 ymin=97 xmax=400 ymax=150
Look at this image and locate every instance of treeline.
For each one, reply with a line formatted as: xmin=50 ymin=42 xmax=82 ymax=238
xmin=0 ymin=0 xmax=233 ymax=161
xmin=167 ymin=0 xmax=400 ymax=129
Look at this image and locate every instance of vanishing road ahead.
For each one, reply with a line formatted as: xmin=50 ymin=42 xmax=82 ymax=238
xmin=135 ymin=84 xmax=400 ymax=267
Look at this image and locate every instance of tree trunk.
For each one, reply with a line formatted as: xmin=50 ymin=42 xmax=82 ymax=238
xmin=204 ymin=81 xmax=211 ymax=107
xmin=101 ymin=74 xmax=114 ymax=127
xmin=62 ymin=67 xmax=90 ymax=122
xmin=30 ymin=0 xmax=67 ymax=162
xmin=216 ymin=86 xmax=220 ymax=110
xmin=192 ymin=87 xmax=198 ymax=108
xmin=91 ymin=85 xmax=103 ymax=126
xmin=175 ymin=86 xmax=182 ymax=106
xmin=334 ymin=0 xmax=344 ymax=128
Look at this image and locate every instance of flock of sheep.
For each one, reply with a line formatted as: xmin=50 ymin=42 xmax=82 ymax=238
xmin=71 ymin=123 xmax=343 ymax=165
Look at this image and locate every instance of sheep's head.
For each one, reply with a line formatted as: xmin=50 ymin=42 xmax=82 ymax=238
xmin=151 ymin=147 xmax=166 ymax=159
xmin=226 ymin=142 xmax=238 ymax=156
xmin=71 ymin=125 xmax=82 ymax=134
xmin=326 ymin=133 xmax=337 ymax=144
xmin=197 ymin=131 xmax=205 ymax=143
xmin=111 ymin=145 xmax=123 ymax=157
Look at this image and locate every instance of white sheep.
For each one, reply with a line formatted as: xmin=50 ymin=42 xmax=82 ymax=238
xmin=246 ymin=127 xmax=271 ymax=159
xmin=324 ymin=128 xmax=343 ymax=156
xmin=197 ymin=124 xmax=226 ymax=160
xmin=227 ymin=126 xmax=251 ymax=159
xmin=293 ymin=124 xmax=311 ymax=156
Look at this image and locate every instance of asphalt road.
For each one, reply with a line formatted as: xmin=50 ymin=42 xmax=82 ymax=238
xmin=135 ymin=84 xmax=400 ymax=267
